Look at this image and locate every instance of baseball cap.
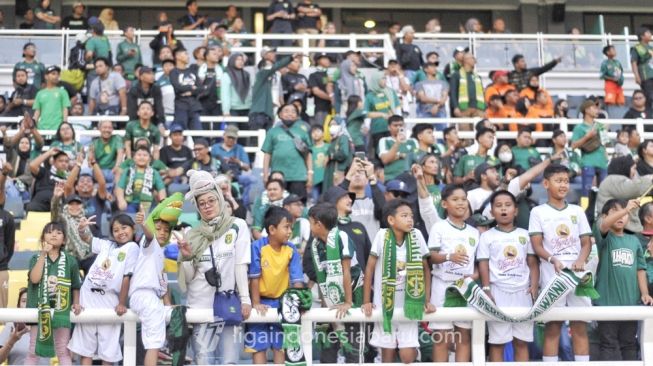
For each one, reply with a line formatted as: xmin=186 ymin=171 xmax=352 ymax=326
xmin=65 ymin=195 xmax=83 ymax=204
xmin=224 ymin=125 xmax=239 ymax=138
xmin=283 ymin=194 xmax=303 ymax=206
xmin=260 ymin=46 xmax=277 ymax=58
xmin=320 ymin=186 xmax=356 ymax=205
xmin=169 ymin=123 xmax=184 ymax=133
xmin=46 ymin=65 xmax=61 ymax=74
xmin=492 ymin=70 xmax=509 ymax=81
xmin=385 ymin=180 xmax=411 ymax=194
xmin=474 ymin=162 xmax=497 ymax=183
xmin=453 ymin=46 xmax=469 ymax=56
xmin=314 ymin=52 xmax=329 ymax=63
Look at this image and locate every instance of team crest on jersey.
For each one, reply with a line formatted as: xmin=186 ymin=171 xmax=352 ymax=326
xmin=118 ymin=252 xmax=126 ymax=262
xmin=225 ymin=233 xmax=233 ymax=245
xmin=468 ymin=237 xmax=476 ymax=247
xmin=519 ymin=236 xmax=527 ymax=245
xmin=352 ymin=228 xmax=363 ymax=235
xmin=571 ymin=215 xmax=578 ymax=224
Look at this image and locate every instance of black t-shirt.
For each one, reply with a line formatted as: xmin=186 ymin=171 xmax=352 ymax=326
xmin=395 ymin=42 xmax=424 ymax=71
xmin=281 ymin=72 xmax=309 ymax=106
xmin=62 ymin=15 xmax=88 ymax=30
xmin=6 ymin=84 xmax=37 ymax=116
xmin=267 ymin=0 xmax=294 ymax=32
xmin=178 ymin=13 xmax=205 ymax=30
xmin=308 ymin=70 xmax=331 ymax=112
xmin=160 ymin=145 xmax=193 ymax=169
xmin=295 ymin=2 xmax=320 ymax=29
xmin=19 ymin=22 xmax=35 ymax=29
xmin=33 ymin=164 xmax=66 ymax=195
xmin=623 ymin=108 xmax=650 ymax=119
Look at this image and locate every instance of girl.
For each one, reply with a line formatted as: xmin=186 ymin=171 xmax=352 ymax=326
xmin=345 ymin=95 xmax=367 ymax=152
xmin=67 ymin=214 xmax=140 ymax=365
xmin=427 ymin=185 xmax=480 ymax=362
xmin=419 ymin=153 xmax=445 ymax=218
xmin=50 ymin=122 xmax=83 ymax=163
xmin=323 ymin=119 xmax=352 ymax=190
xmin=478 ymin=190 xmax=539 ymax=362
xmin=25 ymin=222 xmax=82 ymax=365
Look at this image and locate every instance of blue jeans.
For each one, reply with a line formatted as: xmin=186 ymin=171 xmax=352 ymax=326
xmin=237 ymin=173 xmax=257 ymax=208
xmin=417 ymin=107 xmax=447 ymax=131
xmin=102 ymin=169 xmax=115 ymax=193
xmin=174 ymin=107 xmax=202 ymax=131
xmin=581 ymin=166 xmax=607 ymax=197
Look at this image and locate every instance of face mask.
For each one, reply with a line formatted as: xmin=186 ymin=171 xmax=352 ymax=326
xmin=499 ymin=151 xmax=513 ymax=163
xmin=433 ymin=25 xmax=441 ymax=33
xmin=329 ymin=125 xmax=340 ymax=136
xmin=281 ymin=119 xmax=294 ymax=127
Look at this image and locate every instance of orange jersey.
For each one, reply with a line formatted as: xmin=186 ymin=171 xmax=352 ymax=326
xmin=485 ymin=83 xmax=516 ymax=104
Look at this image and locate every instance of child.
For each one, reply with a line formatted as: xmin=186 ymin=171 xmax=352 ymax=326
xmin=427 ymin=185 xmax=479 ymax=362
xmin=131 ymin=194 xmax=182 ymax=366
xmin=304 ymin=202 xmax=364 ymax=363
xmin=246 ymin=206 xmax=304 ymax=364
xmin=310 ymin=124 xmax=329 ymax=203
xmin=613 ymin=129 xmax=631 ymax=157
xmin=25 ymin=222 xmax=82 ymax=365
xmin=529 ymin=164 xmax=592 ymax=362
xmin=594 ymin=198 xmax=653 ymax=360
xmin=68 ymin=214 xmax=140 ymax=364
xmin=324 ymin=119 xmax=353 ymax=190
xmin=283 ymin=194 xmax=310 ymax=254
xmin=600 ymin=45 xmax=625 ymax=106
xmin=363 ymin=199 xmax=434 ymax=364
xmin=115 ymin=146 xmax=167 ymax=213
xmin=478 ymin=190 xmax=539 ymax=362
xmin=637 ymin=202 xmax=653 ymax=296
xmin=345 ymin=95 xmax=367 ymax=153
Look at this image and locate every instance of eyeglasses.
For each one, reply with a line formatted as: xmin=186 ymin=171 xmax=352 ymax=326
xmin=198 ymin=197 xmax=218 ymax=209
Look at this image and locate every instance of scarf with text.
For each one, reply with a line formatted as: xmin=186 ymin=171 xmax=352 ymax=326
xmin=124 ymin=166 xmax=154 ymax=203
xmin=36 ymin=251 xmax=73 ymax=357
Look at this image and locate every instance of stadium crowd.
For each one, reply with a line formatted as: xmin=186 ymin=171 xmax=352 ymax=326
xmin=0 ymin=1 xmax=652 ymax=364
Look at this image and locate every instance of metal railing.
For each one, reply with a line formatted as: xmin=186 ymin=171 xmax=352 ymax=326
xmin=2 ymin=306 xmax=651 ymax=366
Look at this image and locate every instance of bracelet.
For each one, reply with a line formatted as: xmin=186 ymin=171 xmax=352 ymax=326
xmin=547 ymin=256 xmax=553 ymax=263
xmin=482 ymin=286 xmax=491 ymax=291
xmin=307 ymin=170 xmax=314 ymax=174
xmin=445 ymin=253 xmax=451 ymax=261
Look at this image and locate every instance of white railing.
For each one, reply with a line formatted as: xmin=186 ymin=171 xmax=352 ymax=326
xmin=2 ymin=306 xmax=651 ymax=366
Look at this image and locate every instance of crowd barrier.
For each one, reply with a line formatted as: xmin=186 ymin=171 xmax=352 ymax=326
xmin=1 ymin=306 xmax=651 ymax=366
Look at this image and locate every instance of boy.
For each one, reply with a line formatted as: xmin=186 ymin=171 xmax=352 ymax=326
xmin=378 ymin=115 xmax=418 ymax=181
xmin=33 ymin=65 xmax=70 ymax=130
xmin=283 ymin=194 xmax=310 ymax=254
xmin=478 ymin=190 xmax=539 ymax=362
xmin=453 ymin=126 xmax=497 ymax=188
xmin=310 ymin=125 xmax=329 ymax=203
xmin=600 ymin=45 xmax=625 ymax=106
xmin=132 ymin=195 xmax=180 ymax=366
xmin=428 ymin=184 xmax=479 ymax=362
xmin=511 ymin=126 xmax=541 ymax=171
xmin=529 ymin=164 xmax=592 ymax=363
xmin=303 ymin=202 xmax=364 ymax=363
xmin=637 ymin=202 xmax=653 ymax=296
xmin=115 ymin=146 xmax=167 ymax=213
xmin=246 ymin=206 xmax=304 ymax=364
xmin=594 ymin=199 xmax=653 ymax=360
xmin=362 ymin=199 xmax=434 ymax=364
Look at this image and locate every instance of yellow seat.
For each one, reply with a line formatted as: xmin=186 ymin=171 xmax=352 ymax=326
xmin=15 ymin=212 xmax=52 ymax=252
xmin=164 ymin=258 xmax=178 ymax=273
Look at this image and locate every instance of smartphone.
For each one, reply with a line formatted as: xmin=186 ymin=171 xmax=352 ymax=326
xmin=355 ymin=152 xmax=366 ymax=161
xmin=399 ymin=127 xmax=405 ymax=135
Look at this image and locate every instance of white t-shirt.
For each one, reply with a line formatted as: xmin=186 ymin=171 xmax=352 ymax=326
xmin=129 ymin=237 xmax=167 ymax=297
xmin=84 ymin=238 xmax=139 ymax=295
xmin=289 ymin=217 xmax=310 ymax=251
xmin=182 ymin=218 xmax=251 ymax=309
xmin=370 ymin=228 xmax=428 ymax=308
xmin=468 ymin=187 xmax=493 ymax=214
xmin=481 ymin=177 xmax=522 ymax=218
xmin=528 ymin=203 xmax=591 ymax=264
xmin=428 ymin=219 xmax=479 ymax=282
xmin=477 ymin=227 xmax=534 ymax=290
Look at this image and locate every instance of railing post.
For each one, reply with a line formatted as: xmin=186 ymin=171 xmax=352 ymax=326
xmin=302 ymin=33 xmax=310 ymax=68
xmin=471 ymin=319 xmax=486 ymax=366
xmin=642 ymin=318 xmax=653 ymax=364
xmin=123 ymin=319 xmax=137 ymax=366
xmin=301 ymin=318 xmax=313 ymax=364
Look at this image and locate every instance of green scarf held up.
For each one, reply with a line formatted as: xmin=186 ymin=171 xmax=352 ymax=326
xmin=381 ymin=229 xmax=425 ymax=333
xmin=145 ymin=192 xmax=184 ymax=245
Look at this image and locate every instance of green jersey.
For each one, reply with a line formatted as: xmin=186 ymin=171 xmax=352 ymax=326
xmin=311 ymin=143 xmax=330 ymax=185
xmin=124 ymin=120 xmax=161 ymax=150
xmin=50 ymin=140 xmax=83 ymax=161
xmin=454 ymin=154 xmax=499 ymax=178
xmin=261 ymin=122 xmax=312 ymax=182
xmin=346 ymin=109 xmax=366 ymax=148
xmin=630 ymin=43 xmax=653 ymax=81
xmin=13 ymin=60 xmax=45 ymax=88
xmin=120 ymin=159 xmax=167 ymax=172
xmin=571 ymin=122 xmax=608 ymax=169
xmin=512 ymin=146 xmax=541 ymax=170
xmin=93 ymin=135 xmax=124 ymax=169
xmin=116 ymin=40 xmax=143 ymax=80
xmin=378 ymin=137 xmax=417 ymax=181
xmin=364 ymin=91 xmax=399 ymax=135
xmin=85 ymin=36 xmax=111 ymax=60
xmin=117 ymin=167 xmax=165 ymax=204
xmin=600 ymin=58 xmax=624 ymax=86
xmin=636 ymin=233 xmax=653 ymax=285
xmin=33 ymin=87 xmax=71 ymax=130
xmin=594 ymin=225 xmax=646 ymax=306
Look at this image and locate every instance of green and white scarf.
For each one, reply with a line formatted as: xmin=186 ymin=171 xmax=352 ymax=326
xmin=280 ymin=288 xmax=313 ymax=366
xmin=36 ymin=251 xmax=72 ymax=357
xmin=458 ymin=68 xmax=485 ymax=110
xmin=124 ymin=166 xmax=154 ymax=203
xmin=445 ymin=269 xmax=599 ymax=323
xmin=381 ymin=229 xmax=425 ymax=333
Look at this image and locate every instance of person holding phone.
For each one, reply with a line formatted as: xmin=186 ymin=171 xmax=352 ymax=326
xmin=378 ymin=115 xmax=418 ymax=181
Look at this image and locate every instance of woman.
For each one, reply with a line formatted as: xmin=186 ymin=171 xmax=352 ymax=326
xmin=323 ymin=119 xmax=352 ymax=190
xmin=494 ymin=142 xmax=514 ymax=175
xmin=221 ymin=53 xmax=252 ymax=117
xmin=98 ymin=8 xmax=119 ymax=31
xmin=34 ymin=0 xmax=60 ymax=29
xmin=554 ymin=99 xmax=569 ymax=118
xmin=177 ymin=170 xmax=252 ymax=365
xmin=0 ymin=288 xmax=31 ymax=365
xmin=50 ymin=122 xmax=83 ymax=163
xmin=216 ymin=174 xmax=247 ymax=220
xmin=637 ymin=140 xmax=653 ymax=176
xmin=420 ymin=153 xmax=445 ymax=219
xmin=364 ymin=70 xmax=400 ymax=160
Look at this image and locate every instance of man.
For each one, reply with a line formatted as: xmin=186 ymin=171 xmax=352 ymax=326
xmin=13 ymin=42 xmax=45 ymax=90
xmin=340 ymin=158 xmax=385 ymax=241
xmin=454 ymin=127 xmax=498 ymax=187
xmin=450 ymin=52 xmax=486 ymax=118
xmin=20 ymin=8 xmax=35 ymax=29
xmin=491 ymin=18 xmax=508 ymax=33
xmin=4 ymin=68 xmax=37 ymax=117
xmin=412 ymin=123 xmax=444 ymax=162
xmin=485 ymin=94 xmax=504 ymax=120
xmin=204 ymin=22 xmax=231 ymax=55
xmin=63 ymin=154 xmax=108 ymax=238
xmin=385 ymin=60 xmax=413 ymax=116
xmin=88 ymin=57 xmax=127 ymax=116
xmin=170 ymin=48 xmax=202 ymax=131
xmin=170 ymin=138 xmax=223 ymax=178
xmin=33 ymin=65 xmax=70 ymax=130
xmin=631 ymin=27 xmax=653 ymax=112
xmin=211 ymin=125 xmax=250 ymax=178
xmin=281 ymin=55 xmax=309 ymax=107
xmin=85 ymin=22 xmax=111 ymax=64
xmin=379 ymin=115 xmax=417 ymax=181
xmin=91 ymin=119 xmax=124 ymax=191
xmin=467 ymin=162 xmax=500 ymax=213
xmin=0 ymin=167 xmax=15 ymax=308
xmin=425 ymin=18 xmax=441 ymax=33
xmin=623 ymin=90 xmax=652 ymax=123
xmin=159 ymin=123 xmax=193 ymax=182
xmin=501 ymin=89 xmax=523 ymax=118
xmin=415 ymin=62 xmax=449 ymax=122
xmin=34 ymin=1 xmax=60 ymax=29
xmin=124 ymin=101 xmax=161 ymax=159
xmin=444 ymin=46 xmax=467 ymax=81
xmin=28 ymin=148 xmax=70 ymax=212
xmin=295 ymin=0 xmax=321 ymax=36
xmin=249 ymin=49 xmax=294 ymax=129
xmin=512 ymin=127 xmax=541 ymax=171
xmin=198 ymin=46 xmax=224 ymax=116
xmin=156 ymin=58 xmax=176 ymax=116
xmin=308 ymin=52 xmax=333 ymax=126
xmin=221 ymin=5 xmax=238 ymax=27
xmin=266 ymin=0 xmax=295 ymax=47
xmin=438 ymin=126 xmax=467 ymax=182
xmin=116 ymin=26 xmax=143 ymax=81
xmin=127 ymin=66 xmax=165 ymax=124
xmin=484 ymin=70 xmax=515 ymax=104
xmin=394 ymin=25 xmax=423 ymax=80
xmin=179 ymin=0 xmax=206 ymax=30
xmin=509 ymin=53 xmax=561 ymax=91
xmin=62 ymin=1 xmax=88 ymax=30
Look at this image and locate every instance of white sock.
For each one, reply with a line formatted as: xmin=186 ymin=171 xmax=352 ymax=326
xmin=542 ymin=356 xmax=559 ymax=362
xmin=575 ymin=355 xmax=590 ymax=361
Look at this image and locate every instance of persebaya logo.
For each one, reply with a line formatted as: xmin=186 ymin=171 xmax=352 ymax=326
xmin=556 ymin=224 xmax=571 ymax=238
xmin=571 ymin=215 xmax=578 ymax=224
xmin=225 ymin=233 xmax=233 ymax=245
xmin=503 ymin=245 xmax=518 ymax=259
xmin=469 ymin=237 xmax=476 ymax=247
xmin=519 ymin=236 xmax=527 ymax=245
xmin=117 ymin=252 xmax=126 ymax=262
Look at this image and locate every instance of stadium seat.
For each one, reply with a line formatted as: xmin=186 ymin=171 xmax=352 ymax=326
xmin=606 ymin=105 xmax=629 ymax=119
xmin=4 ymin=195 xmax=25 ymax=222
xmin=566 ymin=95 xmax=587 ymax=110
xmin=15 ymin=212 xmax=52 ymax=252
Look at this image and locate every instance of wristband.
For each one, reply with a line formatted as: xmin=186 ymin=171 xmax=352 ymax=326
xmin=547 ymin=256 xmax=553 ymax=263
xmin=482 ymin=286 xmax=491 ymax=291
xmin=445 ymin=253 xmax=451 ymax=261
